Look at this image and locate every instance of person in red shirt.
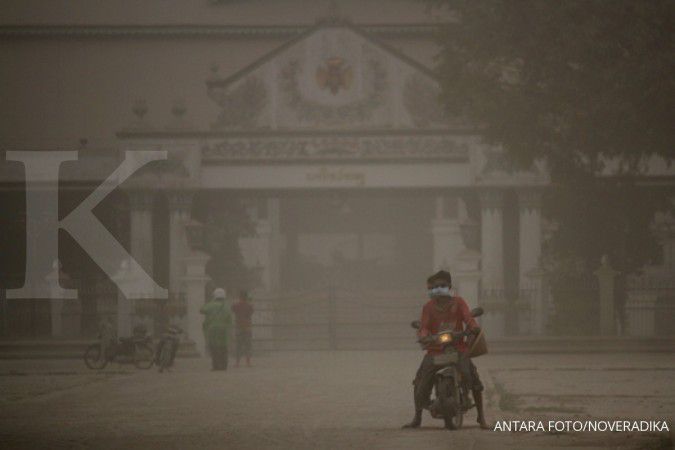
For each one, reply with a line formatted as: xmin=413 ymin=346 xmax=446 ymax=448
xmin=402 ymin=270 xmax=489 ymax=429
xmin=231 ymin=290 xmax=254 ymax=367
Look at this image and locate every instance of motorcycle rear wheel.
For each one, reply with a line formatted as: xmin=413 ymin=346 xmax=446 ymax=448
xmin=133 ymin=342 xmax=155 ymax=369
xmin=84 ymin=344 xmax=108 ymax=370
xmin=437 ymin=378 xmax=464 ymax=430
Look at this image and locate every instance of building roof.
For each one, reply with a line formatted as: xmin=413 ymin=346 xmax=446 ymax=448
xmin=0 ymin=0 xmax=454 ymax=27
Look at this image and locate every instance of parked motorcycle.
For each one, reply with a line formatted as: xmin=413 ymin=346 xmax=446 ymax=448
xmin=84 ymin=325 xmax=154 ymax=370
xmin=155 ymin=324 xmax=182 ymax=373
xmin=410 ymin=307 xmax=485 ymax=430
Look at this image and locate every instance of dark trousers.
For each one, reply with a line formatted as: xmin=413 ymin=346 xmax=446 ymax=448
xmin=413 ymin=354 xmax=438 ymax=411
xmin=235 ymin=329 xmax=252 ymax=361
xmin=412 ymin=353 xmax=483 ymax=411
xmin=210 ymin=346 xmax=228 ymax=370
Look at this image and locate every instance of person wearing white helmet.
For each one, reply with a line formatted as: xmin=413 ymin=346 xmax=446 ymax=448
xmin=200 ymin=287 xmax=232 ymax=370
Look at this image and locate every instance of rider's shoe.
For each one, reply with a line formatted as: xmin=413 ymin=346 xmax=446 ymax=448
xmin=473 ymin=390 xmax=490 ymax=430
xmin=401 ymin=410 xmax=422 ymax=429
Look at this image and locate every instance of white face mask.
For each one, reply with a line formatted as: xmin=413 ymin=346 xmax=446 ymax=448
xmin=428 ymin=286 xmax=452 ymax=298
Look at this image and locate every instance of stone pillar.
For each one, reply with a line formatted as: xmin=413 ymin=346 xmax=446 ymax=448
xmin=518 ymin=190 xmax=543 ymax=334
xmin=128 ymin=191 xmax=154 ymax=277
xmin=182 ymin=252 xmax=210 ymax=355
xmin=518 ymin=190 xmax=542 ymax=287
xmin=168 ymin=191 xmax=193 ymax=294
xmin=45 ymin=260 xmax=80 ymax=337
xmin=525 ymin=267 xmax=549 ymax=335
xmin=46 ymin=260 xmax=64 ymax=337
xmin=454 ymin=249 xmax=482 ymax=307
xmin=431 ymin=196 xmax=464 ymax=272
xmin=266 ymin=198 xmax=281 ymax=293
xmin=112 ymin=260 xmax=135 ymax=338
xmin=595 ymin=255 xmax=618 ymax=336
xmin=479 ymin=190 xmax=505 ymax=337
xmin=480 ymin=190 xmax=504 ymax=289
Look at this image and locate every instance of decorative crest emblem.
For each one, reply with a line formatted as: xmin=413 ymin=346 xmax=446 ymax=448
xmin=316 ymin=57 xmax=353 ymax=94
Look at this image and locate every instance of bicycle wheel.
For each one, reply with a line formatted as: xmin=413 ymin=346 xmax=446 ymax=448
xmin=84 ymin=344 xmax=108 ymax=370
xmin=133 ymin=342 xmax=155 ymax=369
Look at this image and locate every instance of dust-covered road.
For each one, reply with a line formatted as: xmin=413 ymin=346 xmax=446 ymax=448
xmin=0 ymin=351 xmax=672 ymax=449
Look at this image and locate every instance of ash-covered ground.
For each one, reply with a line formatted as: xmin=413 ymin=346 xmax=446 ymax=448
xmin=0 ymin=351 xmax=672 ymax=449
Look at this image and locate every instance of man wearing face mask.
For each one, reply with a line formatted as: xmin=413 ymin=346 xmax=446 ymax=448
xmin=402 ymin=270 xmax=489 ymax=430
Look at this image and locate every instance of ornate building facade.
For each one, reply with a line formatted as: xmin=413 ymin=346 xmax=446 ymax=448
xmin=1 ymin=1 xmax=672 ymax=348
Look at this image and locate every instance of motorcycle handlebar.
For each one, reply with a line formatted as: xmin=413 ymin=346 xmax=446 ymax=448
xmin=417 ymin=329 xmax=471 ymax=345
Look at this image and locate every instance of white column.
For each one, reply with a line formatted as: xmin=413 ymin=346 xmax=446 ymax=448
xmin=113 ymin=260 xmax=134 ymax=338
xmin=454 ymin=249 xmax=482 ymax=306
xmin=431 ymin=196 xmax=464 ymax=272
xmin=46 ymin=260 xmax=64 ymax=337
xmin=525 ymin=267 xmax=547 ymax=335
xmin=479 ymin=190 xmax=505 ymax=337
xmin=518 ymin=190 xmax=543 ymax=334
xmin=480 ymin=190 xmax=504 ymax=289
xmin=595 ymin=256 xmax=618 ymax=336
xmin=266 ymin=198 xmax=281 ymax=293
xmin=125 ymin=192 xmax=155 ymax=335
xmin=182 ymin=252 xmax=210 ymax=355
xmin=46 ymin=260 xmax=80 ymax=337
xmin=168 ymin=191 xmax=193 ymax=294
xmin=518 ymin=190 xmax=542 ymax=287
xmin=128 ymin=191 xmax=154 ymax=277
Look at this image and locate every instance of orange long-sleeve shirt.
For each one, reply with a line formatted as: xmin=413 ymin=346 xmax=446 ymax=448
xmin=418 ymin=296 xmax=479 ymax=355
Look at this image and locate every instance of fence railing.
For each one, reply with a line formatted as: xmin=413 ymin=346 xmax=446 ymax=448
xmin=249 ymin=287 xmax=425 ymax=350
xmin=625 ymin=274 xmax=675 ymax=336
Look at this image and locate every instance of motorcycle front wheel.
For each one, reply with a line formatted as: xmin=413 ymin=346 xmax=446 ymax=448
xmin=437 ymin=378 xmax=464 ymax=430
xmin=83 ymin=344 xmax=108 ymax=370
xmin=133 ymin=342 xmax=155 ymax=369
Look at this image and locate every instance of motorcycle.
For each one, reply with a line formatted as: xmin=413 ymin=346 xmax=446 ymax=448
xmin=410 ymin=307 xmax=485 ymax=430
xmin=155 ymin=324 xmax=183 ymax=373
xmin=84 ymin=325 xmax=154 ymax=370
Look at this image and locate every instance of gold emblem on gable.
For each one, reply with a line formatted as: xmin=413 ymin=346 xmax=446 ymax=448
xmin=316 ymin=57 xmax=353 ymax=94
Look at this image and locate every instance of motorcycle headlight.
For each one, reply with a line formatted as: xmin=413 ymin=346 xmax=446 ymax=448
xmin=438 ymin=333 xmax=452 ymax=343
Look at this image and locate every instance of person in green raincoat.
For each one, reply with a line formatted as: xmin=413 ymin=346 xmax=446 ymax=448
xmin=200 ymin=287 xmax=232 ymax=370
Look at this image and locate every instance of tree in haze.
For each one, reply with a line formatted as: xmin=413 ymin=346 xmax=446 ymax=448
xmin=193 ymin=194 xmax=257 ymax=295
xmin=430 ymin=0 xmax=674 ymax=331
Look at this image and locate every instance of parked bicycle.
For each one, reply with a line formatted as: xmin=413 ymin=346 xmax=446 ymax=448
xmin=155 ymin=324 xmax=182 ymax=373
xmin=84 ymin=324 xmax=154 ymax=370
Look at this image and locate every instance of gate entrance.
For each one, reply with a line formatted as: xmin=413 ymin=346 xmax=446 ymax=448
xmin=253 ymin=286 xmax=424 ymax=350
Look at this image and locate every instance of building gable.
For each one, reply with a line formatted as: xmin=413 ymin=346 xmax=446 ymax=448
xmin=205 ymin=22 xmax=454 ymax=131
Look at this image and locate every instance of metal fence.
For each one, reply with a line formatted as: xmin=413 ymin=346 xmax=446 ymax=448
xmin=625 ymin=276 xmax=675 ymax=337
xmin=250 ymin=287 xmax=425 ymax=350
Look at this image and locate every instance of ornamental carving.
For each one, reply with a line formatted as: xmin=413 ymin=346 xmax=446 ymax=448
xmin=279 ymin=58 xmax=386 ymax=125
xmin=208 ymin=76 xmax=267 ymax=129
xmin=316 ymin=57 xmax=353 ymax=94
xmin=202 ymin=136 xmax=470 ymax=162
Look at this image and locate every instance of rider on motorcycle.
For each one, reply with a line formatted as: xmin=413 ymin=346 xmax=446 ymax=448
xmin=402 ymin=270 xmax=490 ymax=430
